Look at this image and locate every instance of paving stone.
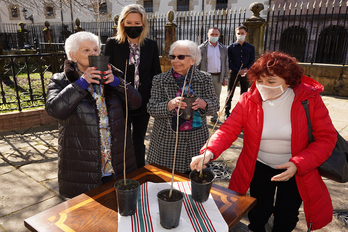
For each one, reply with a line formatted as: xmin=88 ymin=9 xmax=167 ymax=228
xmin=0 ymin=197 xmax=64 ymax=232
xmin=43 ymin=178 xmax=59 ymax=195
xmin=20 ymin=159 xmax=58 ymax=182
xmin=0 ymin=170 xmax=55 ymax=217
xmin=0 ymin=158 xmax=15 ymax=175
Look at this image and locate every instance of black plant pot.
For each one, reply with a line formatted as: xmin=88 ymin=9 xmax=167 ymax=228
xmin=189 ymin=169 xmax=215 ymax=202
xmin=88 ymin=55 xmax=110 ymax=85
xmin=114 ymin=179 xmax=140 ymax=216
xmin=181 ymin=94 xmax=197 ymax=120
xmin=157 ymin=189 xmax=183 ymax=229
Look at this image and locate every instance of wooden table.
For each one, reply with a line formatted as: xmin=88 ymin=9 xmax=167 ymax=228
xmin=25 ymin=164 xmax=256 ymax=232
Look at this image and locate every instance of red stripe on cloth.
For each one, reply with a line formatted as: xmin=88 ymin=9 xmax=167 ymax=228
xmin=131 ymin=213 xmax=135 ymax=232
xmin=141 ymin=184 xmax=149 ymax=232
xmin=187 ymin=182 xmax=217 ymax=232
xmin=178 ymin=182 xmax=203 ymax=232
xmin=145 ymin=182 xmax=154 ymax=231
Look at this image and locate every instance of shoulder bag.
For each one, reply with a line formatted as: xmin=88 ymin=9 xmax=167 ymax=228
xmin=301 ymin=99 xmax=348 ymax=183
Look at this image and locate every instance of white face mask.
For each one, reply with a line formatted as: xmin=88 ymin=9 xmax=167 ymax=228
xmin=209 ymin=36 xmax=219 ymax=43
xmin=256 ymin=83 xmax=286 ymax=101
xmin=236 ymin=35 xmax=246 ymax=42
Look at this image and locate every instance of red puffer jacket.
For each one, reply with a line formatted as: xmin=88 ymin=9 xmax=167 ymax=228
xmin=202 ymin=76 xmax=337 ymax=230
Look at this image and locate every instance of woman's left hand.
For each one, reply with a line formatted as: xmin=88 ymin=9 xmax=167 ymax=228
xmin=271 ymin=162 xmax=297 ymax=182
xmin=103 ymin=64 xmax=115 ymax=85
xmin=192 ymin=98 xmax=207 ymax=110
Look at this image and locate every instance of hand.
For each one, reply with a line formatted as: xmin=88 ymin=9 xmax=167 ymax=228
xmin=168 ymin=97 xmax=187 ymax=111
xmin=192 ymin=98 xmax=207 ymax=110
xmin=103 ymin=64 xmax=115 ymax=85
xmin=271 ymin=162 xmax=297 ymax=182
xmin=82 ymin=67 xmax=102 ymax=84
xmin=240 ymin=68 xmax=248 ymax=77
xmin=222 ymin=79 xmax=228 ymax=86
xmin=190 ymin=151 xmax=214 ymax=171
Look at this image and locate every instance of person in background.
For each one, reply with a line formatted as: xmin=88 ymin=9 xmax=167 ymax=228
xmin=104 ymin=4 xmax=161 ymax=169
xmin=225 ymin=25 xmax=255 ymax=120
xmin=46 ymin=31 xmax=142 ymax=198
xmin=147 ymin=40 xmax=219 ymax=174
xmin=197 ymin=27 xmax=228 ymax=124
xmin=191 ymin=51 xmax=336 ymax=231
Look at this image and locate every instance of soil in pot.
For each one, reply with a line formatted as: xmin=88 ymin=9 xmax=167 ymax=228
xmin=114 ymin=179 xmax=140 ymax=216
xmin=88 ymin=55 xmax=110 ymax=85
xmin=157 ymin=189 xmax=183 ymax=229
xmin=189 ymin=169 xmax=215 ymax=202
xmin=181 ymin=94 xmax=197 ymax=120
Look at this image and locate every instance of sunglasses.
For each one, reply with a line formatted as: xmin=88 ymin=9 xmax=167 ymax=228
xmin=168 ymin=55 xmax=191 ymax=60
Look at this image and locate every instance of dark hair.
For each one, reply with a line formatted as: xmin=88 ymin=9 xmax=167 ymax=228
xmin=248 ymin=51 xmax=304 ymax=88
xmin=236 ymin=25 xmax=247 ymax=33
xmin=208 ymin=27 xmax=220 ymax=33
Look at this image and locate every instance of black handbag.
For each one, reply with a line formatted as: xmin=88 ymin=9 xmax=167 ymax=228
xmin=302 ymin=100 xmax=348 ymax=183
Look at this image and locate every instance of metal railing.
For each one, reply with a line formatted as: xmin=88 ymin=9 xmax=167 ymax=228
xmin=0 ymin=53 xmax=67 ymax=112
xmin=264 ymin=1 xmax=348 ymax=65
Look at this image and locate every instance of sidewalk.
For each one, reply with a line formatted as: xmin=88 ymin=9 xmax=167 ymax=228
xmin=0 ymin=86 xmax=348 ymax=232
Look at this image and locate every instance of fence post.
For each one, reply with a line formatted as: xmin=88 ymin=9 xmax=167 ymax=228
xmin=161 ymin=10 xmax=177 ymax=72
xmin=243 ymin=2 xmax=267 ymax=59
xmin=74 ymin=18 xmax=84 ymax=33
xmin=112 ymin=15 xmax=119 ymax=37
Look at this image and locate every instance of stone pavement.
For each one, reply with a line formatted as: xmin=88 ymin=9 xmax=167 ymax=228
xmin=0 ymin=86 xmax=348 ymax=232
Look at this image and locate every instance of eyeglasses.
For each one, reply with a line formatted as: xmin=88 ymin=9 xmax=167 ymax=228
xmin=168 ymin=55 xmax=191 ymax=60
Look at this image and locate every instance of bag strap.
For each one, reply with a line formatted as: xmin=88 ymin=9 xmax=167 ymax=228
xmin=301 ymin=99 xmax=314 ymax=143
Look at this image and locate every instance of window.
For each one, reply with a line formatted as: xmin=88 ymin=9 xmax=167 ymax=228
xmin=144 ymin=0 xmax=153 ymax=12
xmin=216 ymin=0 xmax=228 ymax=10
xmin=279 ymin=26 xmax=307 ymax=62
xmin=177 ymin=0 xmax=189 ymax=11
xmin=8 ymin=5 xmax=20 ymax=20
xmin=99 ymin=2 xmax=107 ymax=15
xmin=315 ymin=25 xmax=348 ymax=64
xmin=45 ymin=5 xmax=55 ymax=19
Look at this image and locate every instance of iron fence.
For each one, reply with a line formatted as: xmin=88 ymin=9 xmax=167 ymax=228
xmin=264 ymin=1 xmax=348 ymax=65
xmin=0 ymin=53 xmax=67 ymax=112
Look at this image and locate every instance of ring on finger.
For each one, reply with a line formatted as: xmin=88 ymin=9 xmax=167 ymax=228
xmin=89 ymin=74 xmax=92 ymax=78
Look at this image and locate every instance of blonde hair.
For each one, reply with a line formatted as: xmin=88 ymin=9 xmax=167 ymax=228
xmin=116 ymin=4 xmax=148 ymax=46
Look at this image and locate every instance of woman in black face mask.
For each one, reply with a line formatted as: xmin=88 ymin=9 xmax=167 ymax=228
xmin=104 ymin=4 xmax=161 ymax=169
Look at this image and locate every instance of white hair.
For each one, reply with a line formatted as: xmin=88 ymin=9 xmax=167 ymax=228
xmin=169 ymin=40 xmax=202 ymax=66
xmin=64 ymin=31 xmax=99 ymax=60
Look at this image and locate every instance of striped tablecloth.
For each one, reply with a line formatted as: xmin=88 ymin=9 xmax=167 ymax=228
xmin=118 ymin=181 xmax=228 ymax=232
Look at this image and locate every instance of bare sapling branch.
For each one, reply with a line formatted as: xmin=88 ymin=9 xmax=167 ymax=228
xmin=123 ymin=60 xmax=129 ymax=186
xmin=169 ymin=67 xmax=191 ymax=197
xmin=199 ymin=64 xmax=244 ymax=176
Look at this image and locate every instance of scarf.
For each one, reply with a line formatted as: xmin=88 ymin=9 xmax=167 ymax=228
xmin=128 ymin=41 xmax=140 ymax=90
xmin=76 ymin=67 xmax=114 ymax=175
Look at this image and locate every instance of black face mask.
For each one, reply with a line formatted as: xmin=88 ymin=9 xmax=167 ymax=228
xmin=124 ymin=26 xmax=143 ymax=39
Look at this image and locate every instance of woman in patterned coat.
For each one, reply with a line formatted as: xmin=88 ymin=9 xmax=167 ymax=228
xmin=146 ymin=40 xmax=219 ymax=173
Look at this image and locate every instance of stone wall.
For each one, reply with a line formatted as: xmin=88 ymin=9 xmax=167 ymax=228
xmin=0 ymin=109 xmax=57 ymax=131
xmin=300 ymin=63 xmax=348 ymax=97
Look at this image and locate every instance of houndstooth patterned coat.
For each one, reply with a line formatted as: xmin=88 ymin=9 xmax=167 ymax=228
xmin=146 ymin=69 xmax=219 ymax=173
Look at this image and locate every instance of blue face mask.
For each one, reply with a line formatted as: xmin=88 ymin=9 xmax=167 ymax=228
xmin=209 ymin=36 xmax=219 ymax=43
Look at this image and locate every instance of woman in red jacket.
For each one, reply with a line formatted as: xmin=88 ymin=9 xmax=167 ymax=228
xmin=190 ymin=51 xmax=337 ymax=231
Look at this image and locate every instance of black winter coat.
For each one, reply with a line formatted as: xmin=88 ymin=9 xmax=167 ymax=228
xmin=45 ymin=60 xmax=142 ymax=198
xmin=104 ymin=38 xmax=161 ymax=115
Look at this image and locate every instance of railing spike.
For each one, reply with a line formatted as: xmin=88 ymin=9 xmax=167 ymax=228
xmin=332 ymin=0 xmax=336 ymax=7
xmin=289 ymin=3 xmax=292 ymax=10
xmin=234 ymin=7 xmax=237 ymax=13
xmin=283 ymin=3 xmax=287 ymax=10
xmin=295 ymin=2 xmax=298 ymax=8
xmin=244 ymin=7 xmax=247 ymax=12
xmin=300 ymin=2 xmax=303 ymax=9
xmin=339 ymin=0 xmax=342 ymax=7
xmin=313 ymin=1 xmax=316 ymax=9
xmin=239 ymin=7 xmax=242 ymax=13
xmin=272 ymin=4 xmax=275 ymax=11
xmin=326 ymin=0 xmax=329 ymax=7
xmin=319 ymin=0 xmax=322 ymax=8
xmin=307 ymin=2 xmax=310 ymax=9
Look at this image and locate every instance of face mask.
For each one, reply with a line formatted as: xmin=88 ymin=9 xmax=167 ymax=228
xmin=124 ymin=26 xmax=143 ymax=39
xmin=209 ymin=36 xmax=219 ymax=43
xmin=256 ymin=82 xmax=286 ymax=101
xmin=236 ymin=35 xmax=246 ymax=42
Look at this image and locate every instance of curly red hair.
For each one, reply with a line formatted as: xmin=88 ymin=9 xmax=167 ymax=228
xmin=248 ymin=51 xmax=304 ymax=88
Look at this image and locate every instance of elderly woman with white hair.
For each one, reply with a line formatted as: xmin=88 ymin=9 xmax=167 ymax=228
xmin=146 ymin=40 xmax=219 ymax=173
xmin=45 ymin=31 xmax=142 ymax=198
